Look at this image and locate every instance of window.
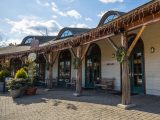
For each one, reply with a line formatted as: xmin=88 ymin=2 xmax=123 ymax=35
xmin=104 ymin=15 xmax=118 ymax=24
xmin=61 ymin=30 xmax=73 ymax=38
xmin=58 ymin=50 xmax=71 ymax=87
xmin=25 ymin=38 xmax=33 ymax=44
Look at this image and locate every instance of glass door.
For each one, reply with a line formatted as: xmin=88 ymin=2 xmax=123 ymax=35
xmin=85 ymin=44 xmax=101 ymax=88
xmin=58 ymin=50 xmax=71 ymax=87
xmin=129 ymin=37 xmax=145 ymax=94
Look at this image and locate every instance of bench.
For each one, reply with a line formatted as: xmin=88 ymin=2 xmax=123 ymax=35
xmin=94 ymin=78 xmax=115 ymax=90
xmin=66 ymin=77 xmax=76 ymax=88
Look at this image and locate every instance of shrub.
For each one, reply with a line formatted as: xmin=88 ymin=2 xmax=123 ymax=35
xmin=15 ymin=68 xmax=28 ymax=79
xmin=7 ymin=79 xmax=22 ymax=90
xmin=7 ymin=78 xmax=29 ymax=90
xmin=0 ymin=69 xmax=10 ymax=82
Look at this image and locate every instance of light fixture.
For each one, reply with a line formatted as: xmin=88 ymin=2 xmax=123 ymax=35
xmin=112 ymin=53 xmax=115 ymax=58
xmin=150 ymin=47 xmax=155 ymax=53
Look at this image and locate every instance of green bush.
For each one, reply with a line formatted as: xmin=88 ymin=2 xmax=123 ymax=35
xmin=7 ymin=78 xmax=29 ymax=90
xmin=15 ymin=68 xmax=28 ymax=79
xmin=0 ymin=69 xmax=10 ymax=82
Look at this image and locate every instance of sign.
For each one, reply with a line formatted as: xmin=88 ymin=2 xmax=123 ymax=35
xmin=28 ymin=53 xmax=37 ymax=62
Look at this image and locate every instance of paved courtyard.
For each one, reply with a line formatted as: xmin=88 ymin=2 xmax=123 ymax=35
xmin=0 ymin=88 xmax=160 ymax=120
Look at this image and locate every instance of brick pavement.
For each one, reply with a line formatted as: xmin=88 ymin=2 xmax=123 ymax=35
xmin=0 ymin=88 xmax=160 ymax=120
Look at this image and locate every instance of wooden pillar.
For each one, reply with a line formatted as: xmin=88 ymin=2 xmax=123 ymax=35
xmin=121 ymin=31 xmax=131 ymax=105
xmin=74 ymin=46 xmax=82 ymax=96
xmin=47 ymin=52 xmax=54 ymax=89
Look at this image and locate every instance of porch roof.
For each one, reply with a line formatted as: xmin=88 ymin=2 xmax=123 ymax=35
xmin=0 ymin=0 xmax=160 ymax=59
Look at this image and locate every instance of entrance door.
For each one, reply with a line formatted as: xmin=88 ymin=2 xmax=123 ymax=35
xmin=129 ymin=36 xmax=145 ymax=94
xmin=58 ymin=50 xmax=71 ymax=87
xmin=85 ymin=44 xmax=101 ymax=88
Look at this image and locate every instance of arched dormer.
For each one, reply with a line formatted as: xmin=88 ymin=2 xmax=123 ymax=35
xmin=56 ymin=27 xmax=91 ymax=40
xmin=21 ymin=36 xmax=56 ymax=45
xmin=61 ymin=30 xmax=73 ymax=38
xmin=98 ymin=10 xmax=125 ymax=27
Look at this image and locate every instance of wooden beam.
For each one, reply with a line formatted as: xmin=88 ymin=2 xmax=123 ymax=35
xmin=74 ymin=46 xmax=82 ymax=96
xmin=127 ymin=26 xmax=146 ymax=57
xmin=70 ymin=48 xmax=76 ymax=58
xmin=42 ymin=53 xmax=49 ymax=63
xmin=121 ymin=32 xmax=131 ymax=105
xmin=52 ymin=51 xmax=60 ymax=66
xmin=81 ymin=43 xmax=90 ymax=61
xmin=106 ymin=37 xmax=118 ymax=51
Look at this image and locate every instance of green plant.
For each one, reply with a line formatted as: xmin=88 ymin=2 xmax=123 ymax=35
xmin=28 ymin=62 xmax=38 ymax=86
xmin=7 ymin=78 xmax=29 ymax=90
xmin=15 ymin=68 xmax=28 ymax=79
xmin=0 ymin=69 xmax=10 ymax=82
xmin=116 ymin=47 xmax=127 ymax=63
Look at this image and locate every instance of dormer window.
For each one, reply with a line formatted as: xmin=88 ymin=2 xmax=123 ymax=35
xmin=61 ymin=30 xmax=73 ymax=38
xmin=104 ymin=14 xmax=118 ymax=24
xmin=98 ymin=11 xmax=125 ymax=27
xmin=25 ymin=38 xmax=33 ymax=44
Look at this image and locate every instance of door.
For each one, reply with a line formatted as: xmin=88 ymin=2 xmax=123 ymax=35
xmin=58 ymin=50 xmax=71 ymax=87
xmin=129 ymin=36 xmax=145 ymax=94
xmin=85 ymin=44 xmax=101 ymax=88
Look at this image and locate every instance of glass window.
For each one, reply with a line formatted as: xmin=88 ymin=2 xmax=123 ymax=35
xmin=61 ymin=30 xmax=73 ymax=38
xmin=25 ymin=38 xmax=33 ymax=44
xmin=58 ymin=50 xmax=71 ymax=86
xmin=104 ymin=15 xmax=118 ymax=24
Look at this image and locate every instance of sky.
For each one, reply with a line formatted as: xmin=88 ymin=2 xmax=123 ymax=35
xmin=0 ymin=0 xmax=150 ymax=46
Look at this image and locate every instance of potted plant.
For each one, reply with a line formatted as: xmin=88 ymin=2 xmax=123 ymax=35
xmin=7 ymin=79 xmax=22 ymax=98
xmin=26 ymin=62 xmax=38 ymax=95
xmin=0 ymin=69 xmax=10 ymax=92
xmin=7 ymin=68 xmax=29 ymax=98
xmin=15 ymin=68 xmax=29 ymax=96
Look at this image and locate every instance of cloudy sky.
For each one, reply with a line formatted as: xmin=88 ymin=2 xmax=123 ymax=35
xmin=0 ymin=0 xmax=149 ymax=46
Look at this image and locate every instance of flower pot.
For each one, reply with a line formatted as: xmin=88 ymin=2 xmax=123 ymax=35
xmin=26 ymin=87 xmax=37 ymax=95
xmin=20 ymin=86 xmax=27 ymax=96
xmin=9 ymin=89 xmax=21 ymax=98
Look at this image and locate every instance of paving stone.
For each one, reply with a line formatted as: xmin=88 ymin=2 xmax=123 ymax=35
xmin=0 ymin=88 xmax=160 ymax=120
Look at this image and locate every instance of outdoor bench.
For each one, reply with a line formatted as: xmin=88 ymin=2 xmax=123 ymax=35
xmin=94 ymin=78 xmax=115 ymax=90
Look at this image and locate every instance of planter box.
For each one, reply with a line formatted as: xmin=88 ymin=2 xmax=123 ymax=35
xmin=26 ymin=87 xmax=37 ymax=95
xmin=0 ymin=82 xmax=4 ymax=92
xmin=9 ymin=89 xmax=21 ymax=98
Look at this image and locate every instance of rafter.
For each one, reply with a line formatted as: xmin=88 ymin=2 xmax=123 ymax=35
xmin=80 ymin=43 xmax=91 ymax=61
xmin=127 ymin=25 xmax=146 ymax=57
xmin=106 ymin=37 xmax=118 ymax=51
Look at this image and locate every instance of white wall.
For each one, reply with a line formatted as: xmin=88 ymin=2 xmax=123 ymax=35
xmin=141 ymin=22 xmax=160 ymax=96
xmin=45 ymin=22 xmax=160 ymax=96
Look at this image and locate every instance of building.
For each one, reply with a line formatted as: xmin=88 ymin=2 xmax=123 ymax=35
xmin=0 ymin=0 xmax=160 ymax=108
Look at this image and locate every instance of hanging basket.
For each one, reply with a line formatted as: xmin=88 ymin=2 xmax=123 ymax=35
xmin=73 ymin=57 xmax=81 ymax=69
xmin=116 ymin=47 xmax=127 ymax=63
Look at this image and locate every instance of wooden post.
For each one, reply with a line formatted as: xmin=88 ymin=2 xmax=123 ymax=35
xmin=121 ymin=32 xmax=131 ymax=105
xmin=74 ymin=46 xmax=82 ymax=96
xmin=47 ymin=52 xmax=54 ymax=89
xmin=118 ymin=31 xmax=135 ymax=109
